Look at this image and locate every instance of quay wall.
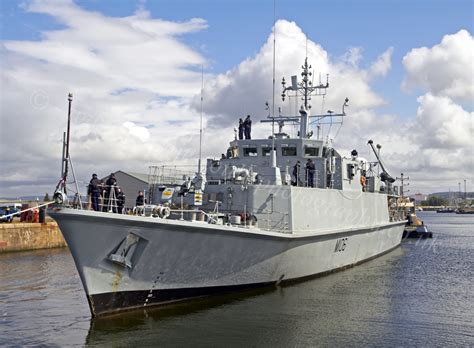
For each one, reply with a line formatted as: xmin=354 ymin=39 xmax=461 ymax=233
xmin=0 ymin=222 xmax=66 ymax=253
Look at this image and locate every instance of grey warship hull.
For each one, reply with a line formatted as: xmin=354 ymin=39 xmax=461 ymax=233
xmin=49 ymin=56 xmax=407 ymax=317
xmin=50 ymin=196 xmax=405 ymax=317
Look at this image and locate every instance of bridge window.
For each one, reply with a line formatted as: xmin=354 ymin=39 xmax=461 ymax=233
xmin=281 ymin=144 xmax=297 ymax=156
xmin=304 ymin=146 xmax=319 ymax=157
xmin=261 ymin=146 xmax=275 ymax=157
xmin=243 ymin=147 xmax=258 ymax=157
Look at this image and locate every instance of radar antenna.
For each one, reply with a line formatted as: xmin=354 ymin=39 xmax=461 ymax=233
xmin=263 ymin=56 xmax=348 ymax=140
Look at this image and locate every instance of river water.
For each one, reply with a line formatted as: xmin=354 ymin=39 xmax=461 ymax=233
xmin=1 ymin=212 xmax=473 ymax=347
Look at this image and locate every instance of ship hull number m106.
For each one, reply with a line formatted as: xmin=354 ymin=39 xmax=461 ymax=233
xmin=334 ymin=237 xmax=348 ymax=252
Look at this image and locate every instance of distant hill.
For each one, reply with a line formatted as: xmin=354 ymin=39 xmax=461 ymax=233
xmin=0 ymin=195 xmax=46 ymax=202
xmin=429 ymin=192 xmax=473 ymax=199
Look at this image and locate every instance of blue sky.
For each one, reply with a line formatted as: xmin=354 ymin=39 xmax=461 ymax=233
xmin=0 ymin=0 xmax=472 ymax=196
xmin=2 ymin=0 xmax=472 ymax=118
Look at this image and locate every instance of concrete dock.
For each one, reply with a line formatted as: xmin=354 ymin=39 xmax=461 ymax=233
xmin=0 ymin=221 xmax=66 ymax=253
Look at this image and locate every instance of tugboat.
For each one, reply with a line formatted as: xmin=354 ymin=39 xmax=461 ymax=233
xmin=49 ymin=58 xmax=407 ymax=317
xmin=401 ymin=198 xmax=432 ymax=239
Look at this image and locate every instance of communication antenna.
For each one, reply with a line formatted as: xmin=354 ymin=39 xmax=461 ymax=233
xmin=198 ymin=66 xmax=204 ymax=173
xmin=63 ymin=93 xmax=73 ymax=183
xmin=396 ymin=173 xmax=410 ymax=196
xmin=305 ymin=36 xmax=308 ymax=60
xmin=264 ymin=30 xmax=349 ymax=142
xmin=271 ymin=0 xmax=277 ymax=168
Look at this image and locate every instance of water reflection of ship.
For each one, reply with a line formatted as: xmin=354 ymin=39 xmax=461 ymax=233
xmin=85 ymin=286 xmax=273 ymax=344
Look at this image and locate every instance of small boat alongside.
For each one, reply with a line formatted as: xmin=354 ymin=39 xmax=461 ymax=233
xmin=401 ymin=198 xmax=432 ymax=239
xmin=403 ymin=225 xmax=433 ymax=239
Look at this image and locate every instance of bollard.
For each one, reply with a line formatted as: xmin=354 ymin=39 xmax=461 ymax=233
xmin=197 ymin=212 xmax=205 ymax=222
xmin=39 ymin=207 xmax=46 ymax=223
xmin=20 ymin=204 xmax=29 ymax=222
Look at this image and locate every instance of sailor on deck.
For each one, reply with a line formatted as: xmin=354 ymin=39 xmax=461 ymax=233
xmin=244 ymin=115 xmax=252 ymax=139
xmin=238 ymin=118 xmax=244 ymax=140
xmin=292 ymin=161 xmax=301 ymax=186
xmin=306 ymin=159 xmax=316 ymax=187
xmin=116 ymin=188 xmax=125 ymax=214
xmin=88 ymin=174 xmax=102 ymax=211
xmin=104 ymin=173 xmax=118 ymax=212
xmin=136 ymin=191 xmax=145 ymax=206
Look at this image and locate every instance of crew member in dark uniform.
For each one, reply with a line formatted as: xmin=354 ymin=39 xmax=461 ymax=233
xmin=244 ymin=115 xmax=252 ymax=139
xmin=238 ymin=118 xmax=244 ymax=140
xmin=104 ymin=173 xmax=118 ymax=212
xmin=292 ymin=161 xmax=301 ymax=186
xmin=136 ymin=191 xmax=145 ymax=206
xmin=116 ymin=187 xmax=126 ymax=214
xmin=306 ymin=159 xmax=316 ymax=187
xmin=87 ymin=174 xmax=102 ymax=211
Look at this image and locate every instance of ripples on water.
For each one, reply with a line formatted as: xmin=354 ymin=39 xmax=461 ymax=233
xmin=0 ymin=212 xmax=473 ymax=346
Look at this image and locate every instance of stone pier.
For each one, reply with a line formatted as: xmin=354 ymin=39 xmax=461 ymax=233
xmin=0 ymin=222 xmax=66 ymax=253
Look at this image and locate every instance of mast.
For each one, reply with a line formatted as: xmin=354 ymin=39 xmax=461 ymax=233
xmin=280 ymin=57 xmax=330 ymax=139
xmin=61 ymin=132 xmax=66 ymax=177
xmin=263 ymin=43 xmax=348 ymax=141
xmin=270 ymin=0 xmax=277 ymax=168
xmin=54 ymin=92 xmax=79 ymax=204
xmin=63 ymin=93 xmax=73 ymax=187
xmin=397 ymin=172 xmax=409 ymax=196
xmin=198 ymin=66 xmax=204 ymax=173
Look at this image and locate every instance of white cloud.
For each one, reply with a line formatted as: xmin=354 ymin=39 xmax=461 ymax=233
xmin=123 ymin=122 xmax=150 ymax=142
xmin=413 ymin=93 xmax=473 ymax=149
xmin=402 ymin=29 xmax=474 ymax=102
xmin=0 ymin=0 xmax=210 ymax=197
xmin=199 ymin=20 xmax=388 ymax=128
xmin=341 ymin=47 xmax=363 ymax=68
xmin=199 ymin=21 xmax=472 ymax=193
xmin=369 ymin=47 xmax=393 ymax=78
xmin=396 ymin=30 xmax=474 ymax=192
xmin=0 ymin=3 xmax=472 ymax=197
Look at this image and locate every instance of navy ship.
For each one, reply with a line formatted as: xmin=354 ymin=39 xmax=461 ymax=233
xmin=49 ymin=59 xmax=406 ymax=317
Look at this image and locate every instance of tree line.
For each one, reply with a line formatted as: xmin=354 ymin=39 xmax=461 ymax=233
xmin=419 ymin=196 xmax=449 ymax=206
